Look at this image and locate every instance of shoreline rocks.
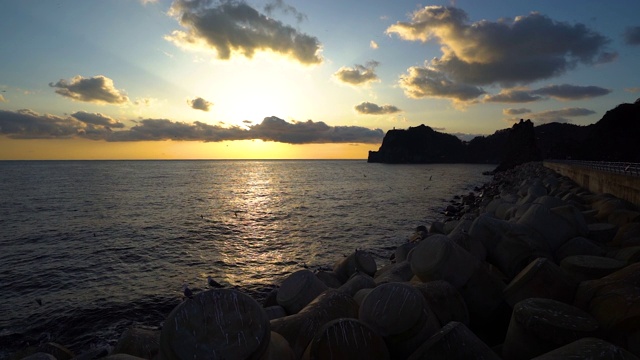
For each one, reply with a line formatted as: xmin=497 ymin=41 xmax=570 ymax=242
xmin=13 ymin=162 xmax=640 ymax=359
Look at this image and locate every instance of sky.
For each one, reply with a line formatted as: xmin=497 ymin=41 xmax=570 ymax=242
xmin=1 ymin=0 xmax=639 ymax=160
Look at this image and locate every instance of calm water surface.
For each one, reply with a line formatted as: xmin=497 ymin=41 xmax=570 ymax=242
xmin=0 ymin=160 xmax=493 ymax=356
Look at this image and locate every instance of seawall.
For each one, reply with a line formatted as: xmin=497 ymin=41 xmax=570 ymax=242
xmin=544 ymin=160 xmax=640 ymax=207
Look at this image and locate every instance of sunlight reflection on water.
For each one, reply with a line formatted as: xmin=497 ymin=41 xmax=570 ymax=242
xmin=0 ymin=160 xmax=494 ymax=354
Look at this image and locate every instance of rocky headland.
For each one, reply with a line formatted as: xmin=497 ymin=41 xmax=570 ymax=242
xmin=13 ymin=162 xmax=640 ymax=359
xmin=368 ymin=98 xmax=640 ymax=170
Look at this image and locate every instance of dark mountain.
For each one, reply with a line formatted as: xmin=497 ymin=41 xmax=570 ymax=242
xmin=493 ymin=119 xmax=542 ymax=172
xmin=367 ymin=98 xmax=640 ymax=171
xmin=534 ymin=122 xmax=589 ymax=160
xmin=366 ymin=124 xmax=467 ymax=163
xmin=583 ymin=99 xmax=640 ymax=162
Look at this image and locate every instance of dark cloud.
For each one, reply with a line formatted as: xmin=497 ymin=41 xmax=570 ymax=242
xmin=333 ymin=61 xmax=380 ymax=86
xmin=624 ymin=26 xmax=640 ymax=45
xmin=188 ymin=97 xmax=213 ymax=111
xmin=167 ymin=0 xmax=322 ymax=64
xmin=49 ymin=75 xmax=129 ymax=104
xmin=354 ymin=102 xmax=401 ymax=115
xmin=484 ymin=84 xmax=610 ymax=103
xmin=107 ymin=119 xmax=247 ymax=142
xmin=264 ymin=0 xmax=306 ymax=23
xmin=503 ymin=108 xmax=532 ymax=116
xmin=506 ymin=107 xmax=595 ymax=124
xmin=247 ymin=116 xmax=384 ymax=143
xmin=398 ymin=66 xmax=485 ymax=101
xmin=532 ymin=84 xmax=611 ymax=100
xmin=0 ymin=110 xmax=383 ymax=144
xmin=483 ymin=89 xmax=543 ymax=103
xmin=0 ymin=109 xmax=112 ymax=139
xmin=387 ymin=6 xmax=614 ymax=87
xmin=596 ymin=52 xmax=618 ymax=64
xmin=71 ymin=111 xmax=125 ymax=128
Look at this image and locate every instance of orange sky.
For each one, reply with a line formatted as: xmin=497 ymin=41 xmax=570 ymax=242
xmin=0 ymin=138 xmax=378 ymax=160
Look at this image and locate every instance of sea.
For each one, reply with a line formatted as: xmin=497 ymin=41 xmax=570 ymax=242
xmin=0 ymin=160 xmax=494 ymax=357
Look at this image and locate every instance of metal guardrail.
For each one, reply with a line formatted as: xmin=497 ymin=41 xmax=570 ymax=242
xmin=546 ymin=160 xmax=640 ymax=177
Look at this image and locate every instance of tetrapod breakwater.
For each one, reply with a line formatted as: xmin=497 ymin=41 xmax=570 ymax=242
xmin=12 ymin=162 xmax=640 ymax=360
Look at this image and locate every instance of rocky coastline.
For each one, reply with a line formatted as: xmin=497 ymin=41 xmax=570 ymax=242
xmin=368 ymin=98 xmax=640 ymax=167
xmin=12 ymin=162 xmax=640 ymax=359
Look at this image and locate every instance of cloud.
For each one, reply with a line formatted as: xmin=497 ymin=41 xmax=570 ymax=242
xmin=387 ymin=6 xmax=614 ymax=86
xmin=106 ymin=119 xmax=248 ymax=142
xmin=506 ymin=107 xmax=595 ymax=124
xmin=0 ymin=110 xmax=383 ymax=144
xmin=0 ymin=109 xmax=114 ymax=139
xmin=333 ymin=61 xmax=380 ymax=86
xmin=71 ymin=111 xmax=125 ymax=128
xmin=0 ymin=94 xmax=5 ymax=102
xmin=188 ymin=97 xmax=213 ymax=111
xmin=532 ymin=84 xmax=611 ymax=100
xmin=483 ymin=89 xmax=543 ymax=103
xmin=503 ymin=108 xmax=532 ymax=116
xmin=625 ymin=87 xmax=640 ymax=93
xmin=398 ymin=65 xmax=485 ymax=101
xmin=370 ymin=40 xmax=379 ymax=49
xmin=264 ymin=0 xmax=306 ymax=23
xmin=49 ymin=75 xmax=129 ymax=104
xmin=247 ymin=116 xmax=384 ymax=143
xmin=624 ymin=26 xmax=640 ymax=45
xmin=134 ymin=97 xmax=155 ymax=106
xmin=354 ymin=102 xmax=401 ymax=115
xmin=166 ymin=0 xmax=322 ymax=64
xmin=484 ymin=84 xmax=611 ymax=103
xmin=140 ymin=0 xmax=158 ymax=4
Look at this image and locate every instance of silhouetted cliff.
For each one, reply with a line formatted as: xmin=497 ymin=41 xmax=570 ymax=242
xmin=493 ymin=119 xmax=542 ymax=172
xmin=583 ymin=99 xmax=640 ymax=162
xmin=366 ymin=124 xmax=467 ymax=163
xmin=368 ymin=99 xmax=640 ymax=171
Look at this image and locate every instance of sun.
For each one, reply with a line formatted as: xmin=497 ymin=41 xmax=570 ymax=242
xmin=189 ymin=55 xmax=320 ymax=125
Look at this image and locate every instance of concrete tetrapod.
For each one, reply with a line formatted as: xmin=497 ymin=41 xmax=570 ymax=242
xmin=412 ymin=280 xmax=470 ymax=327
xmin=277 ymin=269 xmax=329 ymax=315
xmin=554 ymin=236 xmax=605 ymax=261
xmin=373 ymin=261 xmax=414 ymax=285
xmin=337 ymin=272 xmax=376 ymax=297
xmin=517 ymin=204 xmax=586 ymax=252
xmin=332 ymin=250 xmax=377 ymax=283
xmin=502 ymin=297 xmax=600 ymax=360
xmin=531 ymin=337 xmax=639 ymax=359
xmin=503 ymin=257 xmax=578 ymax=308
xmin=159 ymin=289 xmax=271 ymax=360
xmin=574 ymin=263 xmax=640 ymax=356
xmin=407 ymin=321 xmax=501 ymax=360
xmin=408 ymin=234 xmax=506 ymax=334
xmin=301 ymin=318 xmax=390 ymax=360
xmin=409 ymin=234 xmax=477 ymax=288
xmin=270 ymin=289 xmax=359 ymax=359
xmin=358 ymin=282 xmax=440 ymax=359
xmin=560 ymin=255 xmax=627 ymax=282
